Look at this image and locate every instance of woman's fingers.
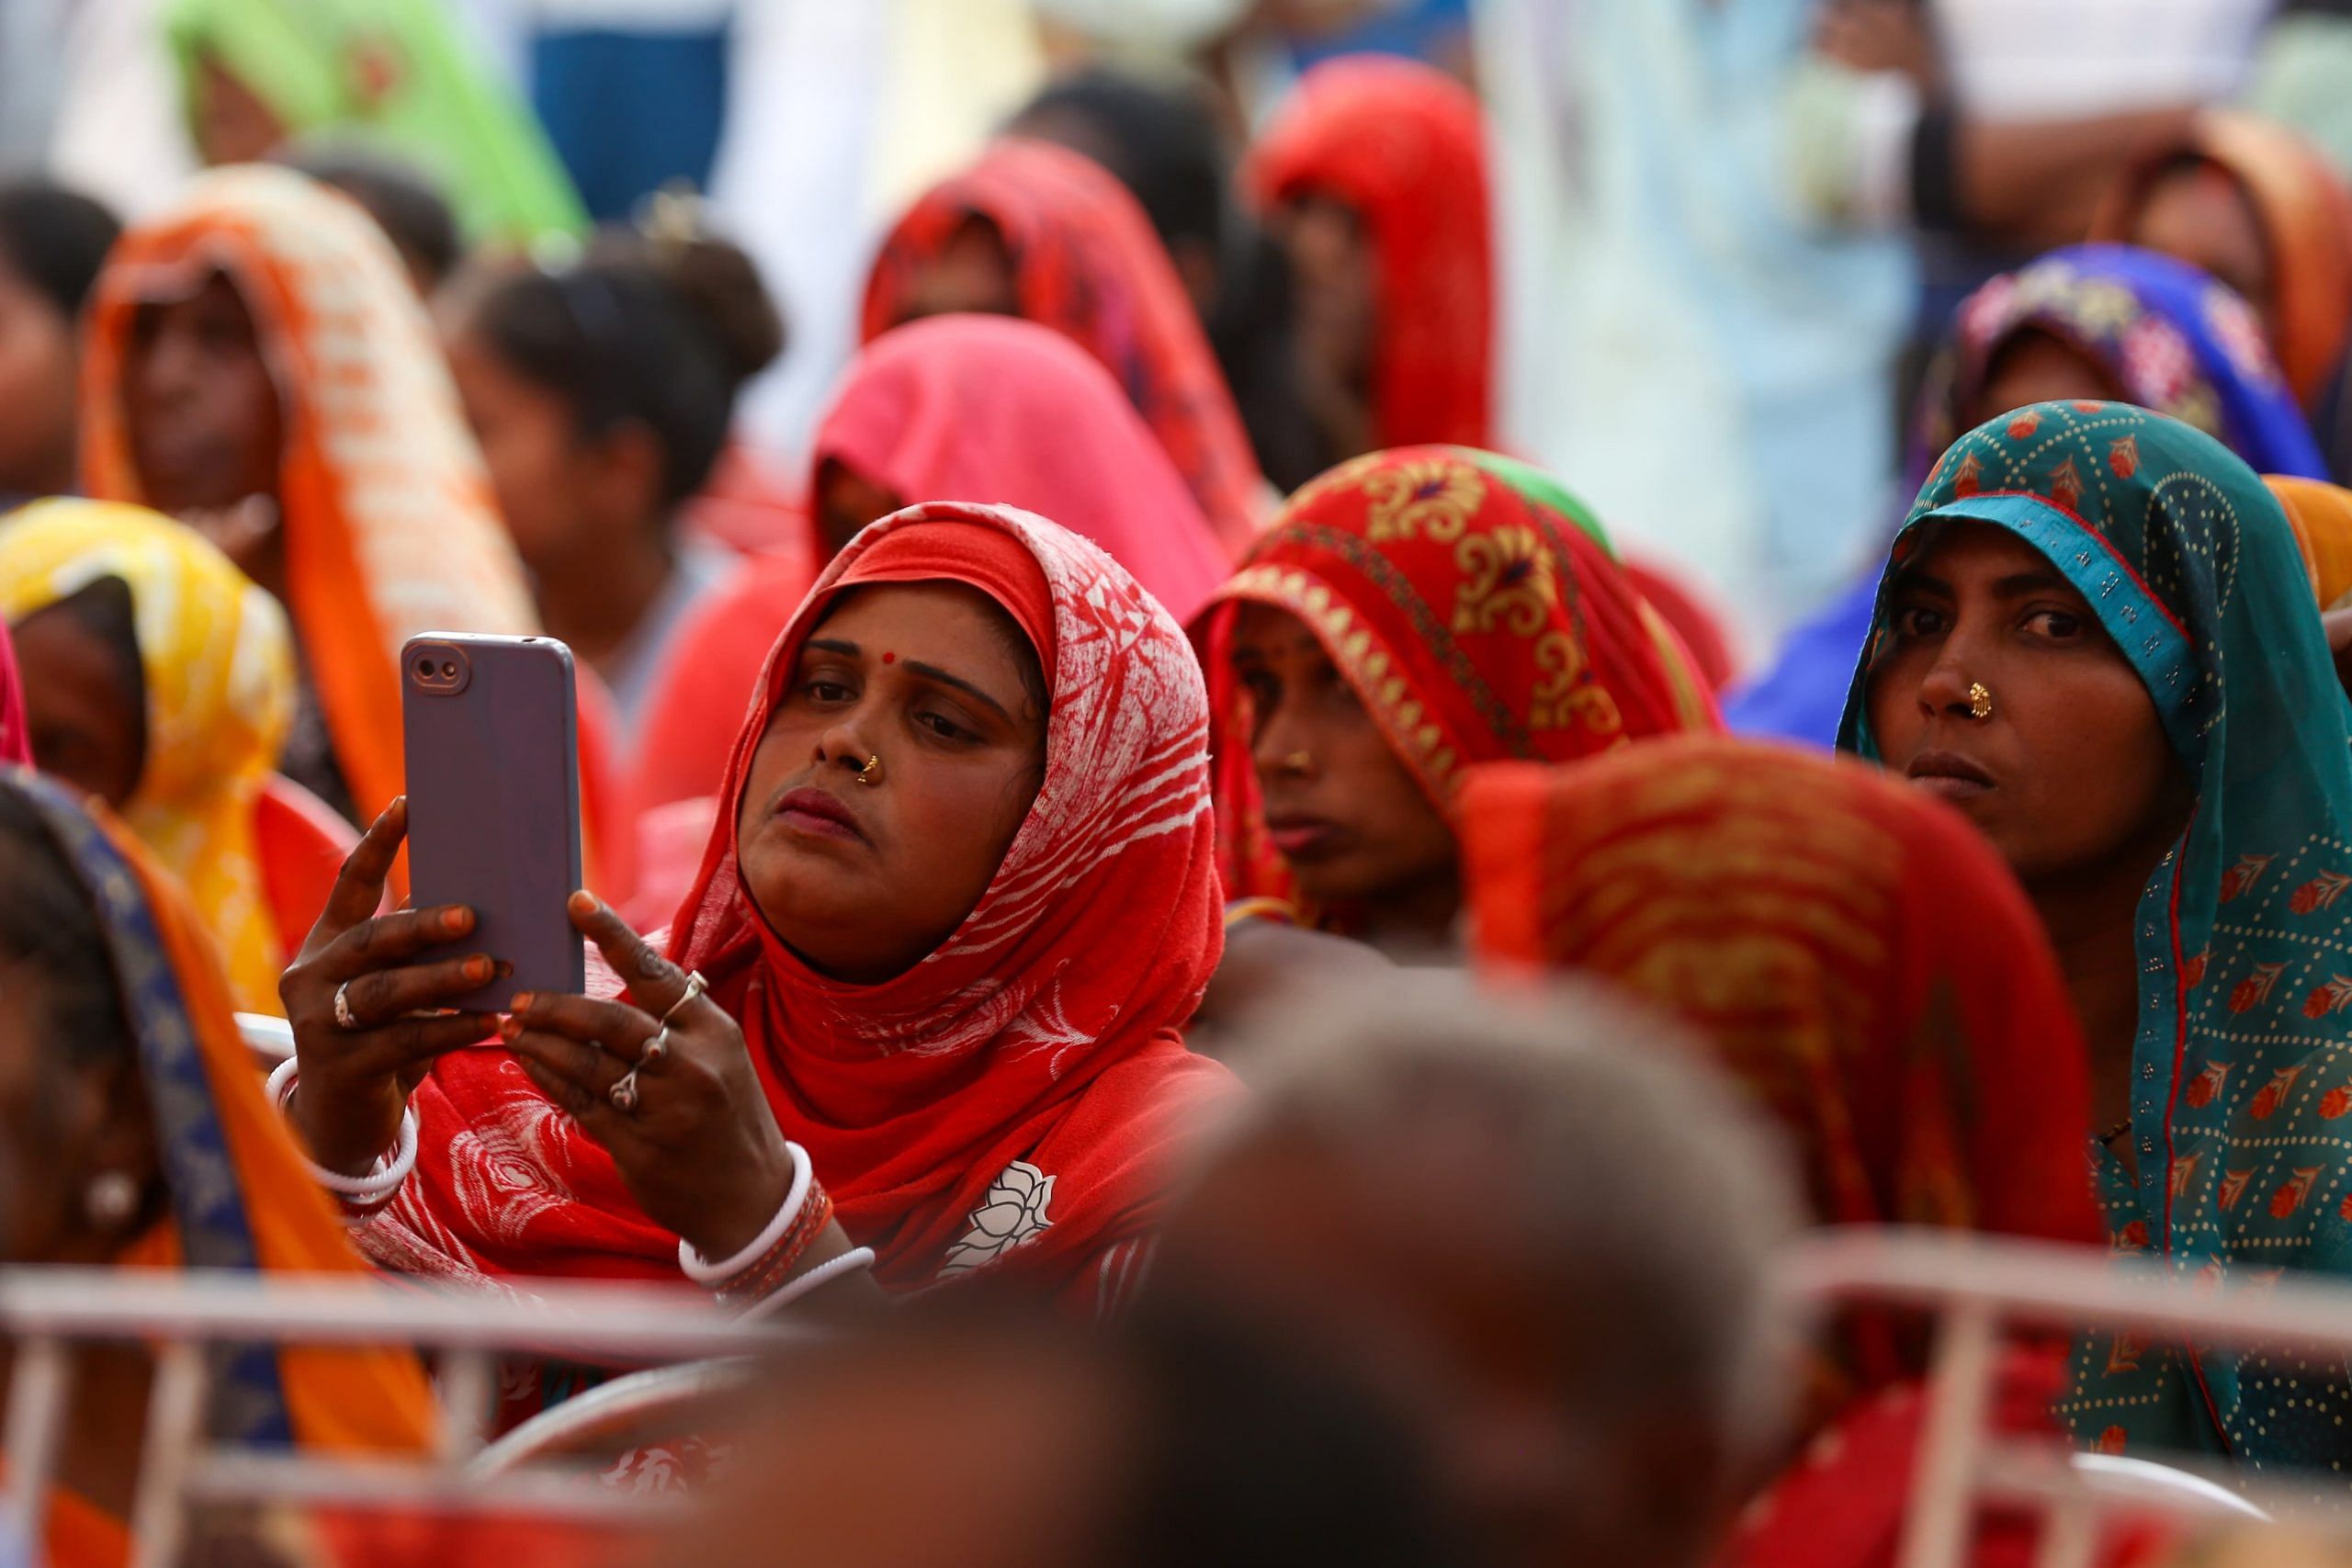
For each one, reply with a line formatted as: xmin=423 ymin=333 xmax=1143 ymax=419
xmin=316 ymin=902 xmax=477 ymax=984
xmin=513 ymin=1055 xmax=642 ymax=1154
xmin=304 ymin=798 xmax=408 ymax=952
xmin=340 ymin=953 xmax=506 ymax=1025
xmin=505 ymin=989 xmax=660 ymax=1059
xmin=503 ymin=1026 xmax=627 ymax=1099
xmin=341 ymin=1010 xmax=503 ymax=1077
xmin=568 ymin=891 xmax=694 ymax=1016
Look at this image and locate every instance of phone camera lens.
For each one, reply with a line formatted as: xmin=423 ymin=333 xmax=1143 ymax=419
xmin=416 ymin=659 xmax=434 ymax=678
xmin=440 ymin=661 xmax=458 ymax=679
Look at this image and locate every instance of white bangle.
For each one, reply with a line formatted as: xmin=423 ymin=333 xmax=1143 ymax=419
xmin=678 ymin=1140 xmax=812 ymax=1284
xmin=738 ymin=1247 xmax=876 ymax=1321
xmin=266 ymin=1058 xmax=417 ymax=1202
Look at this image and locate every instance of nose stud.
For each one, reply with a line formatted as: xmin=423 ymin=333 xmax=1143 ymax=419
xmin=1280 ymin=751 xmax=1313 ymax=776
xmin=1967 ymin=682 xmax=1995 ymax=723
xmin=854 ymin=754 xmax=883 ymax=786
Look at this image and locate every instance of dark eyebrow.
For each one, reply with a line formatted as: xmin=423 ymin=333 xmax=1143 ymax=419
xmin=1992 ymin=569 xmax=2079 ymax=598
xmin=904 ymin=659 xmax=1016 ymax=723
xmin=805 ymin=637 xmax=859 ymax=657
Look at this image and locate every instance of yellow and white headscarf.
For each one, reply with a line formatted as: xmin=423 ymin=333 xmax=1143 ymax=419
xmin=0 ymin=501 xmax=295 ymax=1012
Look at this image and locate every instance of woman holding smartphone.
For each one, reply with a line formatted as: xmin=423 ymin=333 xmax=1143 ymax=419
xmin=275 ymin=502 xmax=1236 ymax=1338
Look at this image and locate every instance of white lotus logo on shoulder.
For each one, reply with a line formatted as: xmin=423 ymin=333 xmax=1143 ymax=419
xmin=938 ymin=1161 xmax=1056 ymax=1276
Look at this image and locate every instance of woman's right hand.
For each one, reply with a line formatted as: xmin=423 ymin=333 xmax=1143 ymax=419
xmin=278 ymin=798 xmax=505 ymax=1176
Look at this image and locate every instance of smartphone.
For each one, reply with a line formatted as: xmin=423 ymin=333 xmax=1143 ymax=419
xmin=401 ymin=633 xmax=585 ymax=1010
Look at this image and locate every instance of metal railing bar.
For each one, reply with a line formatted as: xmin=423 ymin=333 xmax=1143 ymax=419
xmin=0 ymin=1269 xmax=797 ymax=1359
xmin=182 ymin=1453 xmax=693 ymax=1524
xmin=2 ymin=1336 xmax=70 ymax=1544
xmin=128 ymin=1340 xmax=207 ymax=1568
xmin=1779 ymin=1232 xmax=2352 ymax=1358
xmin=1896 ymin=1303 xmax=1999 ymax=1568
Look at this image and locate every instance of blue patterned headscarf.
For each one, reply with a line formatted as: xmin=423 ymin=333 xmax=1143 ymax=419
xmin=1915 ymin=244 xmax=2328 ymax=484
xmin=1839 ymin=403 xmax=2352 ymax=1473
xmin=6 ymin=769 xmax=293 ymax=1444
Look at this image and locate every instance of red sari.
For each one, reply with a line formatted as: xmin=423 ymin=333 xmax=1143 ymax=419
xmin=364 ymin=503 xmax=1235 ymax=1312
xmin=1202 ymin=446 xmax=1717 ymax=912
xmin=1246 ymin=56 xmax=1493 ymax=452
xmin=1460 ymin=737 xmax=2107 ymax=1568
xmin=863 ymin=138 xmax=1267 ymax=554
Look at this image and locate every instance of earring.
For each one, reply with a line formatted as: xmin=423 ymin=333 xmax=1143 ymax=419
xmin=854 ymin=755 xmax=884 ymax=787
xmin=85 ymin=1170 xmax=139 ymax=1230
xmin=1967 ymin=682 xmax=1995 ymax=723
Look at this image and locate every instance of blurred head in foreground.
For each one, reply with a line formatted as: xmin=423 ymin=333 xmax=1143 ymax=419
xmin=1148 ymin=971 xmax=1804 ymax=1568
xmin=679 ymin=1307 xmax=1466 ymax=1568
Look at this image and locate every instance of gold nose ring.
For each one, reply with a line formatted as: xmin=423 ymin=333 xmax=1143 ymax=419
xmin=1967 ymin=682 xmax=1995 ymax=722
xmin=854 ymin=754 xmax=883 ymax=786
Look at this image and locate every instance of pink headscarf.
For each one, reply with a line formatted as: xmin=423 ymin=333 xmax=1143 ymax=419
xmin=816 ymin=314 xmax=1232 ymax=623
xmin=631 ymin=313 xmax=1233 ymax=818
xmin=0 ymin=621 xmax=26 ymax=767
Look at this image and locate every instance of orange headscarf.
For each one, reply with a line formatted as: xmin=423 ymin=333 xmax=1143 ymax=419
xmin=2267 ymin=474 xmax=2352 ymax=611
xmin=2091 ymin=111 xmax=2352 ymax=409
xmin=4 ymin=769 xmax=432 ymax=1561
xmin=78 ymin=165 xmax=538 ymax=824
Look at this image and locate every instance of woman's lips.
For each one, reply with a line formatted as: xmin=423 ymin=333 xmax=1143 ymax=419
xmin=1267 ymin=817 xmax=1344 ymax=861
xmin=1905 ymin=750 xmax=1996 ymax=802
xmin=774 ymin=785 xmax=866 ymax=842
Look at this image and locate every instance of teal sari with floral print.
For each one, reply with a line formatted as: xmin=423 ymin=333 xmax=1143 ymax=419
xmin=1840 ymin=401 xmax=2352 ymax=1478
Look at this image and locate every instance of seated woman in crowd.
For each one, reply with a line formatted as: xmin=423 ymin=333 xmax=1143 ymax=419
xmin=1010 ymin=68 xmax=1322 ymax=491
xmin=2088 ymin=113 xmax=2352 ymax=430
xmin=0 ymin=181 xmax=119 ymax=508
xmin=0 ymin=768 xmax=431 ymax=1558
xmin=631 ymin=312 xmax=1235 ymax=823
xmin=1461 ymin=737 xmax=2104 ymax=1566
xmin=1198 ymin=446 xmax=1715 ymax=1008
xmin=1245 ymin=55 xmax=1492 ymax=465
xmin=0 ymin=500 xmax=353 ymax=1015
xmin=441 ymin=228 xmax=781 ymax=735
xmin=74 ymin=164 xmax=540 ymax=829
xmin=276 ymin=504 xmax=1236 ymax=1410
xmin=164 ymin=0 xmax=582 ymax=245
xmin=863 ymin=137 xmax=1267 ymax=553
xmin=1842 ymin=399 xmax=2352 ymax=1468
xmin=1730 ymin=241 xmax=2327 ymax=750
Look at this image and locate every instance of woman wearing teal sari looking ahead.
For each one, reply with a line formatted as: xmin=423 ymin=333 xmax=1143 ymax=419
xmin=1844 ymin=400 xmax=2352 ymax=1472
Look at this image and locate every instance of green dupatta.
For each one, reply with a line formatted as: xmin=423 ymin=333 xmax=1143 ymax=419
xmin=165 ymin=0 xmax=584 ymax=245
xmin=1841 ymin=401 xmax=2352 ymax=1475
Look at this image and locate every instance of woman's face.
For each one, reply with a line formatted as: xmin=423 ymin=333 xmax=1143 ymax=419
xmin=0 ymin=258 xmax=83 ymax=497
xmin=1228 ymin=603 xmax=1457 ymax=913
xmin=0 ymin=901 xmax=155 ymax=1267
xmin=190 ymin=52 xmax=287 ymax=166
xmin=735 ymin=582 xmax=1046 ymax=984
xmin=894 ymin=219 xmax=1020 ymax=325
xmin=1275 ymin=196 xmax=1375 ymax=457
xmin=813 ymin=458 xmax=904 ymax=562
xmin=2131 ymin=164 xmax=2272 ymax=326
xmin=126 ymin=272 xmax=283 ymax=515
xmin=11 ymin=598 xmax=144 ymax=808
xmin=1968 ymin=331 xmax=2123 ymax=428
xmin=1865 ymin=522 xmax=2182 ymax=885
xmin=446 ymin=327 xmax=604 ymax=570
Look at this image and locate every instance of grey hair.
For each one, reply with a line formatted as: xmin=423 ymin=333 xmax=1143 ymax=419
xmin=1200 ymin=968 xmax=1806 ymax=1483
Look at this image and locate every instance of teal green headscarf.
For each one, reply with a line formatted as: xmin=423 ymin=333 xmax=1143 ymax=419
xmin=1840 ymin=401 xmax=2352 ymax=1473
xmin=166 ymin=0 xmax=584 ymax=245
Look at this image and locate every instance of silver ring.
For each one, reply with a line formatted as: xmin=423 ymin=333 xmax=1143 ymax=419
xmin=658 ymin=971 xmax=708 ymax=1031
xmin=333 ymin=982 xmax=360 ymax=1032
xmin=640 ymin=1026 xmax=671 ymax=1066
xmin=608 ymin=1068 xmax=639 ymax=1113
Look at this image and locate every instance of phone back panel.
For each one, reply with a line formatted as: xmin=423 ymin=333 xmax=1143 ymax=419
xmin=401 ymin=634 xmax=584 ymax=1010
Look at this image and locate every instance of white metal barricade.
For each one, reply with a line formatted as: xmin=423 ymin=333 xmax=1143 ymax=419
xmin=1776 ymin=1230 xmax=2352 ymax=1568
xmin=0 ymin=1268 xmax=801 ymax=1568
